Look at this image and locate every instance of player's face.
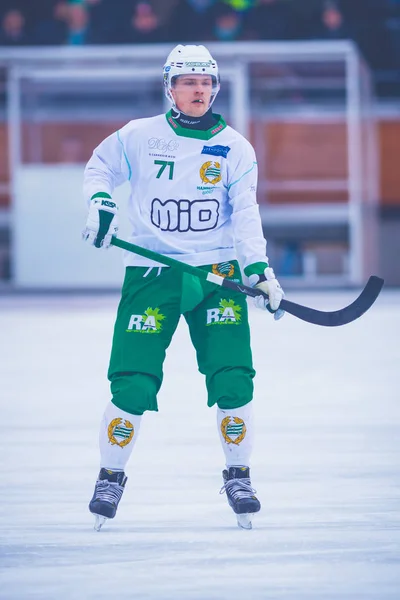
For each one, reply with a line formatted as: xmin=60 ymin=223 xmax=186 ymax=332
xmin=171 ymin=75 xmax=213 ymax=117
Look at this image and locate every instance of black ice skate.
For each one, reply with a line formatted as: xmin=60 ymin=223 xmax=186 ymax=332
xmin=220 ymin=466 xmax=261 ymax=530
xmin=89 ymin=468 xmax=127 ymax=531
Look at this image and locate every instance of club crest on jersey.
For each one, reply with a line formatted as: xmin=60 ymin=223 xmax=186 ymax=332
xmin=221 ymin=416 xmax=246 ymax=445
xmin=212 ymin=262 xmax=235 ymax=279
xmin=108 ymin=418 xmax=134 ymax=447
xmin=206 ymin=299 xmax=241 ymax=326
xmin=200 ymin=161 xmax=221 ymax=185
xmin=201 ymin=145 xmax=230 ymax=159
xmin=126 ymin=307 xmax=165 ymax=333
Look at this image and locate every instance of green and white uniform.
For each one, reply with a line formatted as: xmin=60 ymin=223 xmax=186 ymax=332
xmin=84 ymin=111 xmax=269 ymax=272
xmin=84 ymin=112 xmax=269 ymax=415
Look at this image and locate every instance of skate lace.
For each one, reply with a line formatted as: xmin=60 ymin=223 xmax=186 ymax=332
xmin=219 ymin=477 xmax=257 ymax=501
xmin=95 ymin=480 xmax=124 ymax=505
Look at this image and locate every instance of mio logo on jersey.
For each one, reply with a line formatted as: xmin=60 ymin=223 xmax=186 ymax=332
xmin=201 ymin=145 xmax=230 ymax=159
xmin=126 ymin=307 xmax=165 ymax=333
xmin=206 ymin=299 xmax=242 ymax=326
xmin=151 ymin=198 xmax=219 ymax=232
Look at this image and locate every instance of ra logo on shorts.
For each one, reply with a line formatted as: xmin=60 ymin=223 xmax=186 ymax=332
xmin=206 ymin=299 xmax=241 ymax=326
xmin=221 ymin=416 xmax=246 ymax=445
xmin=108 ymin=418 xmax=134 ymax=447
xmin=126 ymin=307 xmax=165 ymax=333
xmin=200 ymin=161 xmax=221 ymax=185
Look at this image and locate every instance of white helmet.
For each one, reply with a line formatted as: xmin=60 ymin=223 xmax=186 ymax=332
xmin=163 ymin=44 xmax=220 ymax=110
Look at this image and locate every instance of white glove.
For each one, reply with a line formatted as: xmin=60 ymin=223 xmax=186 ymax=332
xmin=82 ymin=194 xmax=118 ymax=249
xmin=248 ymin=267 xmax=285 ymax=321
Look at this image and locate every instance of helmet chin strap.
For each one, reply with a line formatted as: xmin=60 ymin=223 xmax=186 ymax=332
xmin=172 ymin=102 xmax=210 ymax=119
xmin=172 ymin=107 xmax=210 ymax=121
xmin=172 ymin=105 xmax=181 ymax=118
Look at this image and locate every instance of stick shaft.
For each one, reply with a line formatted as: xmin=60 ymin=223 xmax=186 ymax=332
xmin=111 ymin=236 xmax=269 ymax=299
xmin=110 ymin=237 xmax=384 ymax=327
xmin=111 ymin=237 xmax=213 ymax=281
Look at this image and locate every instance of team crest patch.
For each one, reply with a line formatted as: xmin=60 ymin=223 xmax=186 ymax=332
xmin=201 ymin=145 xmax=230 ymax=159
xmin=212 ymin=262 xmax=235 ymax=278
xmin=200 ymin=161 xmax=222 ymax=185
xmin=108 ymin=418 xmax=134 ymax=447
xmin=221 ymin=416 xmax=246 ymax=445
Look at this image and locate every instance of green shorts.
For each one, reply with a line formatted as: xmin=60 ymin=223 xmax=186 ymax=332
xmin=108 ymin=261 xmax=255 ymax=414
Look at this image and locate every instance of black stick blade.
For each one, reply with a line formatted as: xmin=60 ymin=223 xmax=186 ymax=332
xmin=279 ymin=276 xmax=384 ymax=327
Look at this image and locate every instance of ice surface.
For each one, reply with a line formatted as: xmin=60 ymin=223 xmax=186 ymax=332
xmin=0 ymin=290 xmax=399 ymax=599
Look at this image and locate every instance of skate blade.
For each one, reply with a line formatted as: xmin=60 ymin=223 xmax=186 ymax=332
xmin=236 ymin=513 xmax=254 ymax=530
xmin=94 ymin=515 xmax=108 ymax=531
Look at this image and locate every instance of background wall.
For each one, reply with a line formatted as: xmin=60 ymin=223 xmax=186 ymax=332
xmin=2 ymin=114 xmax=399 ymax=285
xmin=13 ymin=166 xmax=131 ymax=287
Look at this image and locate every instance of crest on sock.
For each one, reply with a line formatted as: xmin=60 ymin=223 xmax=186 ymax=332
xmin=107 ymin=418 xmax=134 ymax=447
xmin=221 ymin=416 xmax=246 ymax=445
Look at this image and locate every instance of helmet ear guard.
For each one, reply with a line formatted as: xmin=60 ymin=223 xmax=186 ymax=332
xmin=163 ymin=44 xmax=220 ymax=109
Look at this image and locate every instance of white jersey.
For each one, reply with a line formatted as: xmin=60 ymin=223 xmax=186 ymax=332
xmin=84 ymin=111 xmax=269 ymax=271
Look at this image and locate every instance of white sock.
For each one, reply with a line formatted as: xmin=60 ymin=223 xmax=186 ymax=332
xmin=99 ymin=402 xmax=142 ymax=471
xmin=217 ymin=402 xmax=254 ymax=467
